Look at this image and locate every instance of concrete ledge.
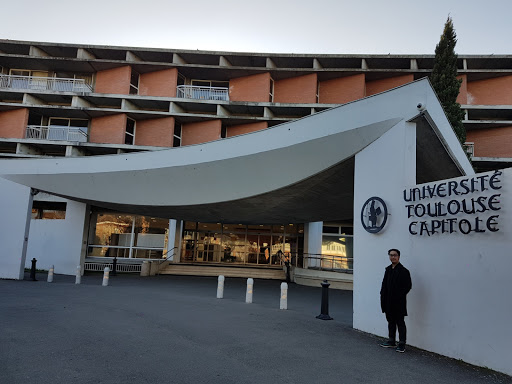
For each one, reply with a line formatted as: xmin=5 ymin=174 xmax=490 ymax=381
xmin=292 ymin=267 xmax=353 ymax=290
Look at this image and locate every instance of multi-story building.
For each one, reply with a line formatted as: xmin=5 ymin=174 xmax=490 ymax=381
xmin=0 ymin=39 xmax=509 ymax=276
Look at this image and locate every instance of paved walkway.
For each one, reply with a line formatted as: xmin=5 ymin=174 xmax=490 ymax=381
xmin=0 ymin=273 xmax=510 ymax=384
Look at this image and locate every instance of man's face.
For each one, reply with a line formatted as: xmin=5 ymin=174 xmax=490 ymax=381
xmin=388 ymin=251 xmax=400 ymax=266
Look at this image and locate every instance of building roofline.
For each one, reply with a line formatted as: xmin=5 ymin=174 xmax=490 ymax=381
xmin=1 ymin=39 xmax=511 ymax=59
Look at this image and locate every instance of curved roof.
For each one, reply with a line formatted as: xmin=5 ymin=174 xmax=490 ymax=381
xmin=0 ymin=79 xmax=473 ymax=223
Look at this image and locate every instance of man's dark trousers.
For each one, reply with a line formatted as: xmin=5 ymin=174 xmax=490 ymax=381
xmin=386 ymin=312 xmax=406 ymax=343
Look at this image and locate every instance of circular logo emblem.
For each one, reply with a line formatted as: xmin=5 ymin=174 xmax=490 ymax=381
xmin=361 ymin=197 xmax=388 ymax=234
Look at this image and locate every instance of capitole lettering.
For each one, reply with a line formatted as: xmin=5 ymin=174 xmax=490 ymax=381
xmin=408 ymin=215 xmax=500 ymax=236
xmin=404 ymin=171 xmax=503 ymax=236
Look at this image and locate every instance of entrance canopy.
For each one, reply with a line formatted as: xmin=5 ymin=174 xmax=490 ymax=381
xmin=0 ymin=79 xmax=473 ymax=223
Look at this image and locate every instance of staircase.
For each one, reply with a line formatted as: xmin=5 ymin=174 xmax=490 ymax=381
xmin=159 ymin=263 xmax=286 ymax=280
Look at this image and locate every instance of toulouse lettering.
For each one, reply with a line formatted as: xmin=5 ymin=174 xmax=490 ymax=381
xmin=404 ymin=171 xmax=503 ymax=236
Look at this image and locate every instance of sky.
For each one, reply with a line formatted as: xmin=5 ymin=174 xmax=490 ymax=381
xmin=1 ymin=0 xmax=511 ymax=55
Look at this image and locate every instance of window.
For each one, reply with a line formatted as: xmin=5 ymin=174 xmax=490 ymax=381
xmin=125 ymin=117 xmax=136 ymax=145
xmin=269 ymin=78 xmax=275 ymax=102
xmin=87 ymin=212 xmax=169 ymax=259
xmin=181 ymin=221 xmax=304 ymax=265
xmin=321 ymin=223 xmax=353 ymax=271
xmin=191 ymin=80 xmax=228 ymax=88
xmin=44 ymin=118 xmax=88 ymax=142
xmin=173 ymin=122 xmax=182 ymax=147
xmin=130 ymin=70 xmax=139 ymax=95
xmin=177 ymin=73 xmax=186 ymax=86
xmin=31 ymin=201 xmax=66 ymax=220
xmin=10 ymin=69 xmax=31 ymax=77
xmin=190 ymin=80 xmax=229 ymax=101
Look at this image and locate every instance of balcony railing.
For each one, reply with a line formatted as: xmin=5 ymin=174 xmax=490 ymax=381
xmin=463 ymin=142 xmax=474 ymax=158
xmin=26 ymin=125 xmax=88 ymax=142
xmin=176 ymin=85 xmax=229 ymax=101
xmin=0 ymin=74 xmax=93 ymax=93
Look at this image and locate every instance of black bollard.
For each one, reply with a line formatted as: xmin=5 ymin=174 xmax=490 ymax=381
xmin=316 ymin=280 xmax=333 ymax=320
xmin=30 ymin=258 xmax=37 ymax=281
xmin=111 ymin=256 xmax=117 ymax=276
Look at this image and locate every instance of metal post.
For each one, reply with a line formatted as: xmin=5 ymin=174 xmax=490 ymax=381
xmin=280 ymin=282 xmax=288 ymax=310
xmin=217 ymin=275 xmax=225 ymax=299
xmin=246 ymin=278 xmax=254 ymax=304
xmin=316 ymin=280 xmax=333 ymax=320
xmin=285 ymin=261 xmax=291 ymax=283
xmin=75 ymin=265 xmax=81 ymax=285
xmin=102 ymin=267 xmax=110 ymax=287
xmin=47 ymin=265 xmax=54 ymax=283
xmin=111 ymin=257 xmax=117 ymax=276
xmin=30 ymin=258 xmax=37 ymax=281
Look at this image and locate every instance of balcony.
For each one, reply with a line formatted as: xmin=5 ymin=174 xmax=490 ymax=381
xmin=0 ymin=74 xmax=93 ymax=93
xmin=26 ymin=125 xmax=88 ymax=142
xmin=463 ymin=142 xmax=474 ymax=158
xmin=176 ymin=85 xmax=229 ymax=101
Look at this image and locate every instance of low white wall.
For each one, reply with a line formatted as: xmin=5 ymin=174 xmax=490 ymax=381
xmin=0 ymin=178 xmax=32 ymax=279
xmin=25 ymin=194 xmax=87 ymax=275
xmin=353 ymin=123 xmax=512 ymax=375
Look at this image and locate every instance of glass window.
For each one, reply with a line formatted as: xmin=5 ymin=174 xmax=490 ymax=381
xmin=222 ymin=223 xmax=247 ymax=234
xmin=88 ymin=212 xmax=170 ymax=259
xmin=322 ymin=225 xmax=339 ymax=234
xmin=180 ymin=221 xmax=304 ymax=265
xmin=321 ymin=235 xmax=353 ymax=271
xmin=198 ymin=222 xmax=222 ymax=231
xmin=248 ymin=224 xmax=271 ymax=233
xmin=173 ymin=122 xmax=182 ymax=147
xmin=134 ymin=216 xmax=168 ymax=249
xmin=125 ymin=117 xmax=136 ymax=145
xmin=31 ymin=201 xmax=66 ymax=220
xmin=184 ymin=221 xmax=197 ymax=230
xmin=94 ymin=213 xmax=133 ymax=247
xmin=130 ymin=70 xmax=139 ymax=95
xmin=272 ymin=225 xmax=285 ymax=234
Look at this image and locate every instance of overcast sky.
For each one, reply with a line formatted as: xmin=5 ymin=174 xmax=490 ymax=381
xmin=1 ymin=0 xmax=510 ymax=55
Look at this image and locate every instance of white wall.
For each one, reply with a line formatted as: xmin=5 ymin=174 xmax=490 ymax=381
xmin=353 ymin=119 xmax=416 ymax=335
xmin=0 ymin=178 xmax=32 ymax=279
xmin=353 ymin=124 xmax=512 ymax=375
xmin=25 ymin=194 xmax=87 ymax=275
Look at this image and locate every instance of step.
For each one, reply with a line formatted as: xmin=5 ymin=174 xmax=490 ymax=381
xmin=160 ymin=264 xmax=285 ymax=280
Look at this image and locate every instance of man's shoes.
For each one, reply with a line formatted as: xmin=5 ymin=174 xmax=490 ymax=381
xmin=379 ymin=340 xmax=396 ymax=348
xmin=396 ymin=343 xmax=406 ymax=353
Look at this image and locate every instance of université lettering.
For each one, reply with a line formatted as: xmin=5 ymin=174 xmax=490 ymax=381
xmin=403 ymin=171 xmax=502 ymax=236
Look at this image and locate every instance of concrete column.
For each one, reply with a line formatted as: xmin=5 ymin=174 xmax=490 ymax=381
xmin=169 ymin=219 xmax=183 ymax=263
xmin=0 ymin=178 xmax=33 ymax=280
xmin=304 ymin=221 xmax=323 ymax=268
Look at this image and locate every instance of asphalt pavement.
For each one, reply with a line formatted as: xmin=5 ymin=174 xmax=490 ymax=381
xmin=0 ymin=272 xmax=510 ymax=384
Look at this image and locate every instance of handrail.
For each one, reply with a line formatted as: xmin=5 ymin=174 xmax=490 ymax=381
xmin=0 ymin=74 xmax=93 ymax=93
xmin=26 ymin=125 xmax=88 ymax=142
xmin=291 ymin=253 xmax=353 ymax=273
xmin=160 ymin=246 xmax=178 ymax=263
xmin=155 ymin=246 xmax=178 ymax=275
xmin=176 ymin=84 xmax=229 ymax=101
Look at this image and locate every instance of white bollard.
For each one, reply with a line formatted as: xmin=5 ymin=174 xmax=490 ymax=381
xmin=47 ymin=265 xmax=54 ymax=283
xmin=75 ymin=265 xmax=81 ymax=285
xmin=246 ymin=278 xmax=254 ymax=303
xmin=280 ymin=282 xmax=288 ymax=310
xmin=217 ymin=275 xmax=225 ymax=299
xmin=102 ymin=267 xmax=110 ymax=286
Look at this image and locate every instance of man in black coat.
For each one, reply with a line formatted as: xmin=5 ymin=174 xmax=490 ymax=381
xmin=379 ymin=248 xmax=412 ymax=353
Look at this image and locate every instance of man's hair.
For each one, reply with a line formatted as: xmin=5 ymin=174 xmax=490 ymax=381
xmin=388 ymin=248 xmax=400 ymax=256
